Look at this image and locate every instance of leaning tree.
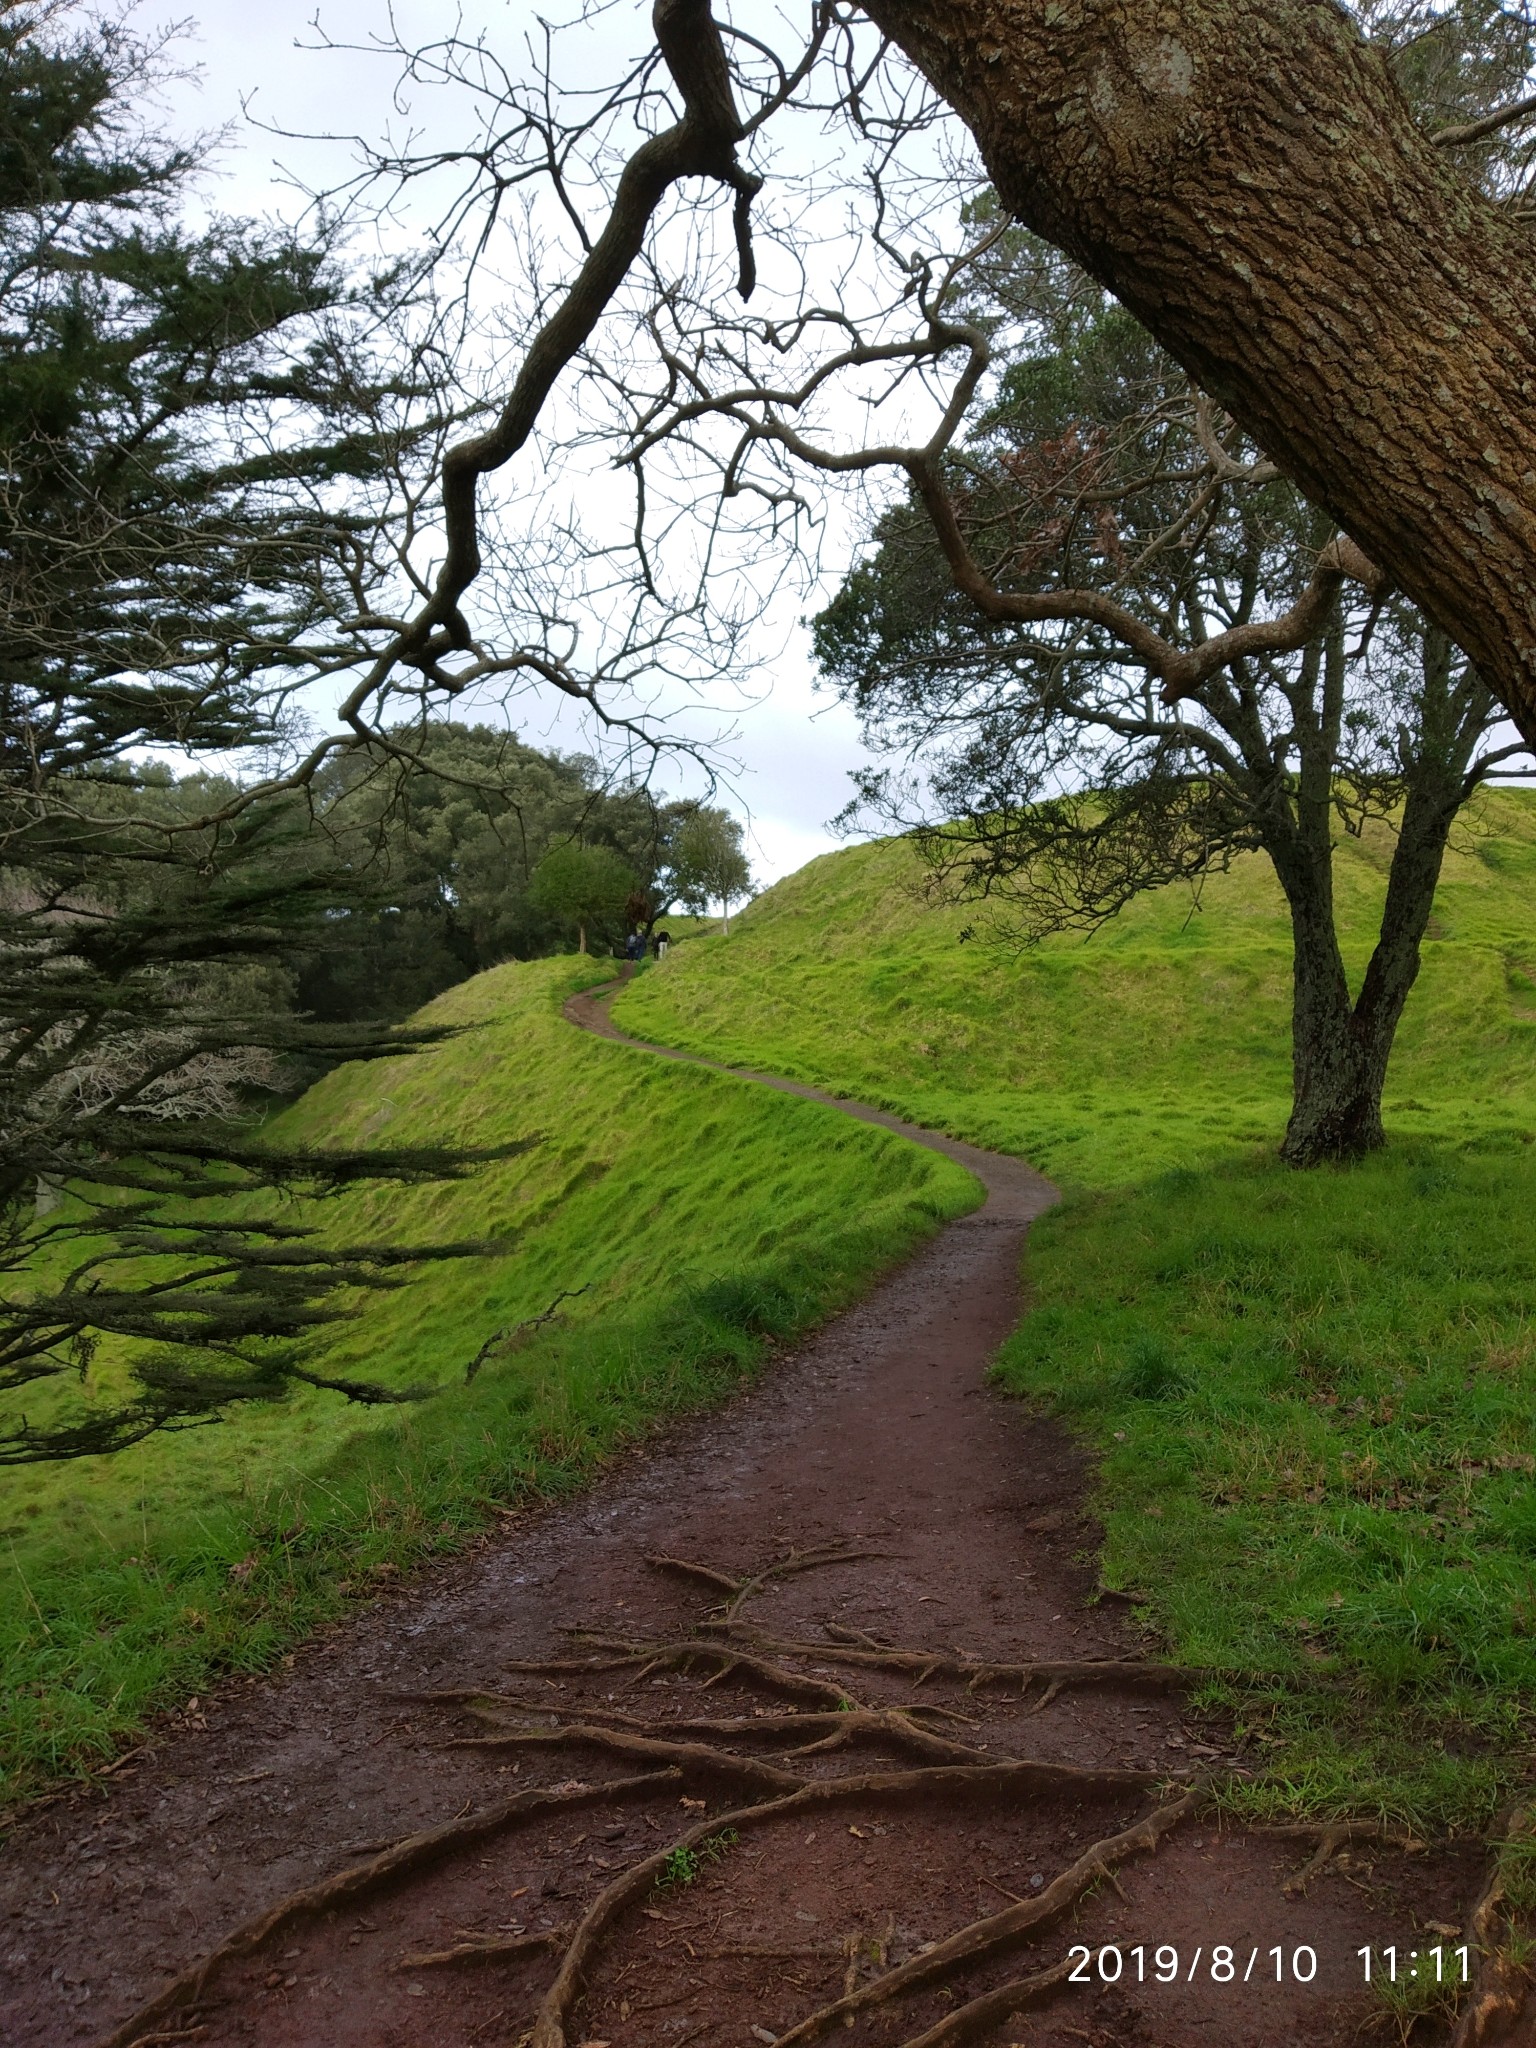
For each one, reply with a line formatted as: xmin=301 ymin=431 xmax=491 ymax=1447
xmin=264 ymin=0 xmax=1536 ymax=774
xmin=854 ymin=0 xmax=1536 ymax=744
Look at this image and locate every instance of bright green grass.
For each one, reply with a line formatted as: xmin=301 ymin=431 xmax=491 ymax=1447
xmin=615 ymin=790 xmax=1536 ymax=1829
xmin=0 ymin=956 xmax=977 ymax=1808
xmin=614 ymin=788 xmax=1536 ymax=1185
xmin=1005 ymin=1143 xmax=1536 ymax=1832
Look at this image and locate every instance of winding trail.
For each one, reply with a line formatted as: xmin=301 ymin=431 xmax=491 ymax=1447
xmin=564 ymin=968 xmax=1058 ymax=1239
xmin=0 ymin=975 xmax=1483 ymax=2048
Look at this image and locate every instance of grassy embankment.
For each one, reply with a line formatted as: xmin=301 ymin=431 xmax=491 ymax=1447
xmin=0 ymin=957 xmax=977 ymax=1809
xmin=616 ymin=790 xmax=1536 ymax=1832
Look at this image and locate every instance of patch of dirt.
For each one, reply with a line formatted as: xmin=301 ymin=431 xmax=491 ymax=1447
xmin=0 ymin=983 xmax=1502 ymax=2046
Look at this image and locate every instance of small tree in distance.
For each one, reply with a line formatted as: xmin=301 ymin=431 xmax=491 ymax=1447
xmin=528 ymin=843 xmax=637 ymax=953
xmin=671 ymin=812 xmax=753 ymax=935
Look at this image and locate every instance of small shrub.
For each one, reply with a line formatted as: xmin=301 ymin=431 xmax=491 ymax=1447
xmin=654 ymin=1828 xmax=738 ymax=1891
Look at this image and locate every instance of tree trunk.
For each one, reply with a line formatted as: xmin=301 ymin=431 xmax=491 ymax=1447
xmin=578 ymin=922 xmax=587 ymax=954
xmin=1277 ymin=774 xmax=1463 ymax=1166
xmin=1282 ymin=884 xmax=1388 ymax=1167
xmin=859 ymin=0 xmax=1536 ymax=745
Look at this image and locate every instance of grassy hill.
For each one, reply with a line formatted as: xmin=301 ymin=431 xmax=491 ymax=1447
xmin=615 ymin=787 xmax=1536 ymax=1184
xmin=8 ymin=791 xmax=1536 ymax=1837
xmin=617 ymin=789 xmax=1536 ymax=1830
xmin=0 ymin=956 xmax=975 ymax=1805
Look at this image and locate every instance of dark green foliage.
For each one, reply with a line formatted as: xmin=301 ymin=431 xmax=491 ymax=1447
xmin=690 ymin=1271 xmax=804 ymax=1339
xmin=0 ymin=2 xmax=491 ymax=1460
xmin=528 ymin=839 xmax=638 ymax=955
xmin=293 ymin=725 xmax=687 ymax=1018
xmin=284 ymin=724 xmax=745 ymax=1015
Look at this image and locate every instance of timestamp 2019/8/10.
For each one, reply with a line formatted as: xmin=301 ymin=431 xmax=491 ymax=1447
xmin=1065 ymin=1945 xmax=1471 ymax=1989
xmin=1360 ymin=1947 xmax=1470 ymax=1985
xmin=1067 ymin=1946 xmax=1322 ymax=1985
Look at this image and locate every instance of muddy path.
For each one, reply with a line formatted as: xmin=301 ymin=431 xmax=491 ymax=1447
xmin=0 ymin=980 xmax=1490 ymax=2047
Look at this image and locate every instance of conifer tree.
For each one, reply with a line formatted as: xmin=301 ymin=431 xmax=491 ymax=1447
xmin=0 ymin=1 xmax=508 ymax=1462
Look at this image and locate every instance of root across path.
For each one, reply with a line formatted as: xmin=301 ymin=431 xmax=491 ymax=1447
xmin=0 ymin=977 xmax=1519 ymax=2047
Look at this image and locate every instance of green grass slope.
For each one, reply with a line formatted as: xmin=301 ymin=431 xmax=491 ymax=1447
xmin=0 ymin=956 xmax=976 ymax=1806
xmin=617 ymin=792 xmax=1536 ymax=1830
xmin=616 ymin=788 xmax=1536 ymax=1184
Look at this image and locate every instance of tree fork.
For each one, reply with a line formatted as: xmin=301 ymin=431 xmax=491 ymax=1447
xmin=858 ymin=0 xmax=1536 ymax=744
xmin=419 ymin=0 xmax=761 ymax=657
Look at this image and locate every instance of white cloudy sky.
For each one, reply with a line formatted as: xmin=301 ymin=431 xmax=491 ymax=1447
xmin=160 ymin=0 xmax=887 ymax=886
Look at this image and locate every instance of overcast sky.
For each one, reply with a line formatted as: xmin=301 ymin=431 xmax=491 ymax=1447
xmin=161 ymin=0 xmax=883 ymax=887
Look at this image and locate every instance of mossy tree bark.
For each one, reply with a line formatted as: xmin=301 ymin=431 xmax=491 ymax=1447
xmin=859 ymin=0 xmax=1536 ymax=746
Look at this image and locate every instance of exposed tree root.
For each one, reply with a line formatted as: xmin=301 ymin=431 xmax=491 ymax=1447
xmin=765 ymin=1788 xmax=1199 ymax=2048
xmin=97 ymin=1771 xmax=676 ymax=2048
xmin=441 ymin=1718 xmax=807 ymax=1794
xmin=506 ymin=1639 xmax=860 ymax=1709
xmin=890 ymin=1951 xmax=1081 ymax=2048
xmin=1451 ymin=1808 xmax=1534 ymax=2048
xmin=98 ymin=1557 xmax=1508 ymax=2048
xmin=527 ymin=1768 xmax=1184 ymax=2048
xmin=449 ymin=1689 xmax=974 ymax=1737
xmin=644 ymin=1543 xmax=886 ymax=1620
xmin=455 ymin=1695 xmax=1026 ymax=1770
xmin=641 ymin=1554 xmax=742 ymax=1596
xmin=1254 ymin=1819 xmax=1427 ymax=1895
xmin=700 ymin=1619 xmax=1193 ymax=1699
xmin=448 ymin=1720 xmax=1157 ymax=1801
xmin=397 ymin=1925 xmax=571 ymax=1970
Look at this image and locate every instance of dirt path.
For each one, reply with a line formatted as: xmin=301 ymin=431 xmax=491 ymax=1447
xmin=0 ymin=980 xmax=1487 ymax=2047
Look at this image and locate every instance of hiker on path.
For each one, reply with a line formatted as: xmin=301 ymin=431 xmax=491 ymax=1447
xmin=653 ymin=931 xmax=671 ymax=960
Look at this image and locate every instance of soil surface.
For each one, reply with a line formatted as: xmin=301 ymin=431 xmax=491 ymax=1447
xmin=0 ymin=980 xmax=1492 ymax=2047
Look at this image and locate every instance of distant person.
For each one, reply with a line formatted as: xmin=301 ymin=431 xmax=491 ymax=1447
xmin=654 ymin=931 xmax=671 ymax=960
xmin=624 ymin=931 xmax=643 ymax=964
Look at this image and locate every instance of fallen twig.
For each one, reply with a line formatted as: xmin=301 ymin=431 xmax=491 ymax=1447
xmin=466 ymin=1286 xmax=592 ymax=1382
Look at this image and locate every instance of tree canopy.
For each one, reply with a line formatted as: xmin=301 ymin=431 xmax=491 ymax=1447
xmin=669 ymin=810 xmax=753 ymax=934
xmin=816 ymin=208 xmax=1528 ymax=1162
